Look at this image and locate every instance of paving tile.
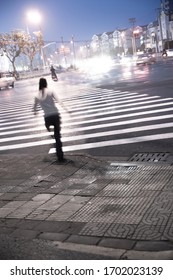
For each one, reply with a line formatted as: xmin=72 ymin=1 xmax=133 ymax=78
xmin=79 ymin=222 xmax=111 ymax=236
xmin=77 ymin=189 xmax=100 ymax=196
xmin=28 ymin=187 xmax=51 ymax=193
xmin=132 ymin=224 xmax=164 ymax=240
xmin=61 ymin=222 xmax=86 ymax=235
xmin=0 ymin=201 xmax=25 ymax=218
xmin=163 ymin=214 xmax=173 ymax=240
xmin=66 ymin=234 xmax=100 ymax=245
xmin=0 ymin=193 xmax=19 ymax=201
xmin=46 ymin=187 xmax=64 ymax=194
xmin=32 ymin=193 xmax=55 ymax=202
xmin=26 ymin=209 xmax=54 ymax=220
xmin=0 ymin=201 xmax=9 ymax=208
xmin=47 ymin=209 xmax=79 ymax=221
xmin=134 ymin=241 xmax=173 ymax=251
xmin=1 ymin=218 xmax=20 ymax=227
xmin=34 ymin=221 xmax=71 ymax=232
xmin=114 ymin=213 xmax=143 ymax=224
xmin=38 ymin=232 xmax=69 ymax=241
xmin=69 ymin=197 xmax=121 ymax=223
xmin=59 ymin=189 xmax=81 ymax=195
xmin=99 ymin=238 xmax=135 ymax=250
xmin=142 ymin=208 xmax=170 ymax=226
xmin=14 ymin=193 xmax=36 ymax=201
xmin=7 ymin=201 xmax=45 ymax=219
xmin=38 ymin=195 xmax=73 ymax=210
xmin=8 ymin=210 xmax=35 ymax=219
xmin=16 ymin=219 xmax=42 ymax=230
xmin=2 ymin=201 xmax=26 ymax=209
xmin=69 ymin=196 xmax=91 ymax=204
xmin=0 ymin=154 xmax=173 ymax=248
xmin=8 ymin=186 xmax=32 ymax=193
xmin=0 ymin=208 xmax=18 ymax=218
xmin=104 ymin=223 xmax=137 ymax=238
xmin=0 ymin=186 xmax=15 ymax=192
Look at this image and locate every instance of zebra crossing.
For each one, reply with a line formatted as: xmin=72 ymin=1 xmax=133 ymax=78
xmin=0 ymin=86 xmax=173 ymax=155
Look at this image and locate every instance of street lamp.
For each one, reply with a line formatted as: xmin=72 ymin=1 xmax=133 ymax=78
xmin=129 ymin=18 xmax=136 ymax=55
xmin=133 ymin=29 xmax=140 ymax=54
xmin=120 ymin=31 xmax=125 ymax=55
xmin=41 ymin=42 xmax=57 ymax=67
xmin=70 ymin=36 xmax=76 ymax=65
xmin=26 ymin=10 xmax=45 ymax=68
xmin=26 ymin=10 xmax=42 ymax=34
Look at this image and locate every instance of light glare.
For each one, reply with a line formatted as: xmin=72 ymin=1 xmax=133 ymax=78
xmin=27 ymin=10 xmax=42 ymax=25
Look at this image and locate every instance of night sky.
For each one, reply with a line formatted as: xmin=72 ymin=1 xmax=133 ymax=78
xmin=0 ymin=0 xmax=161 ymax=42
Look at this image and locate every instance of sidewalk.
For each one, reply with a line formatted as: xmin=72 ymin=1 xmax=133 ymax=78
xmin=0 ymin=152 xmax=173 ymax=259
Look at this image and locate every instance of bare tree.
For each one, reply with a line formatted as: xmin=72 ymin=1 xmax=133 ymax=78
xmin=22 ymin=31 xmax=44 ymax=70
xmin=0 ymin=30 xmax=44 ymax=75
xmin=0 ymin=30 xmax=25 ymax=77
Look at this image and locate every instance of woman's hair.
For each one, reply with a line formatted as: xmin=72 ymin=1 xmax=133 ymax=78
xmin=39 ymin=78 xmax=47 ymax=90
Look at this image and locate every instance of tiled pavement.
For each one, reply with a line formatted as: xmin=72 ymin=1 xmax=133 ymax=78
xmin=0 ymin=153 xmax=173 ymax=258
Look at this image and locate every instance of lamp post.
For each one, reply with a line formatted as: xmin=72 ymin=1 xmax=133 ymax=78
xmin=129 ymin=18 xmax=136 ymax=55
xmin=61 ymin=37 xmax=68 ymax=67
xmin=133 ymin=29 xmax=140 ymax=53
xmin=120 ymin=31 xmax=125 ymax=55
xmin=26 ymin=10 xmax=42 ymax=34
xmin=71 ymin=35 xmax=76 ymax=65
xmin=41 ymin=42 xmax=57 ymax=67
xmin=26 ymin=10 xmax=45 ymax=68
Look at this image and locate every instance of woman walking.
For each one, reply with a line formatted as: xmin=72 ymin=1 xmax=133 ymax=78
xmin=33 ymin=77 xmax=69 ymax=162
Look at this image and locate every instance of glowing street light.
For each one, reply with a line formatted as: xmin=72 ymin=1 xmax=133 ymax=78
xmin=42 ymin=42 xmax=57 ymax=67
xmin=26 ymin=9 xmax=45 ymax=68
xmin=70 ymin=35 xmax=76 ymax=64
xmin=26 ymin=10 xmax=42 ymax=33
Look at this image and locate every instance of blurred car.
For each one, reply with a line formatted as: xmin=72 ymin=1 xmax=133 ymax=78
xmin=55 ymin=65 xmax=67 ymax=73
xmin=112 ymin=56 xmax=121 ymax=64
xmin=121 ymin=54 xmax=136 ymax=64
xmin=0 ymin=72 xmax=15 ymax=89
xmin=136 ymin=53 xmax=156 ymax=65
xmin=166 ymin=49 xmax=173 ymax=57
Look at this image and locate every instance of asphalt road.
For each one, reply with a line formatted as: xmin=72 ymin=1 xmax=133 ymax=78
xmin=0 ymin=234 xmax=115 ymax=260
xmin=1 ymin=59 xmax=173 ymax=160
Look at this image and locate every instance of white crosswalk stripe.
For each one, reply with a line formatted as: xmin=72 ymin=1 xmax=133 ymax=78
xmin=0 ymin=86 xmax=173 ymax=153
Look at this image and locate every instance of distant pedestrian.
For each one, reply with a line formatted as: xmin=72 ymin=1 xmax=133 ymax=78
xmin=33 ymin=77 xmax=69 ymax=162
xmin=50 ymin=65 xmax=58 ymax=81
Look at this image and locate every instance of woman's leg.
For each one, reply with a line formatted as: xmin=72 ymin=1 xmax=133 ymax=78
xmin=53 ymin=115 xmax=64 ymax=161
xmin=45 ymin=115 xmax=64 ymax=161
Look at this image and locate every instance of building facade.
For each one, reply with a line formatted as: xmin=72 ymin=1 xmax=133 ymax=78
xmin=90 ymin=0 xmax=173 ymax=56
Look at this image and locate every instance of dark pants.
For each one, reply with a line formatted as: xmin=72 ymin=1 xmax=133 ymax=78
xmin=44 ymin=114 xmax=64 ymax=161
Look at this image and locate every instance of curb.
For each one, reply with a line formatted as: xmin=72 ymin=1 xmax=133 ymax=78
xmin=51 ymin=241 xmax=173 ymax=260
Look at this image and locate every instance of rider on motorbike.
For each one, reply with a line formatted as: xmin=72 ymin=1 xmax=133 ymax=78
xmin=50 ymin=65 xmax=58 ymax=80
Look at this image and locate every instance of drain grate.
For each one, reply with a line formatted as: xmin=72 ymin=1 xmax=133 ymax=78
xmin=110 ymin=164 xmax=137 ymax=171
xmin=128 ymin=153 xmax=170 ymax=163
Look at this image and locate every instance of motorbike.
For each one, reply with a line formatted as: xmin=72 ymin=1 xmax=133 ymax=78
xmin=50 ymin=66 xmax=58 ymax=81
xmin=162 ymin=50 xmax=167 ymax=58
xmin=51 ymin=72 xmax=58 ymax=81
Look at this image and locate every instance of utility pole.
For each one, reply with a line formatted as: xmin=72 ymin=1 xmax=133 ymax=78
xmin=129 ymin=18 xmax=136 ymax=54
xmin=71 ymin=35 xmax=76 ymax=64
xmin=156 ymin=8 xmax=164 ymax=51
xmin=61 ymin=36 xmax=67 ymax=67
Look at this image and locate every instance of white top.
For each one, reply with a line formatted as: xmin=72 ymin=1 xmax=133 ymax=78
xmin=34 ymin=89 xmax=59 ymax=117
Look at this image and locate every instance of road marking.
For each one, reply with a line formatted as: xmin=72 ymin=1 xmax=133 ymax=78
xmin=1 ymin=122 xmax=173 ymax=144
xmin=1 ymin=132 xmax=173 ymax=152
xmin=1 ymin=86 xmax=173 ymax=153
xmin=0 ymin=96 xmax=172 ymax=126
xmin=62 ymin=132 xmax=173 ymax=152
